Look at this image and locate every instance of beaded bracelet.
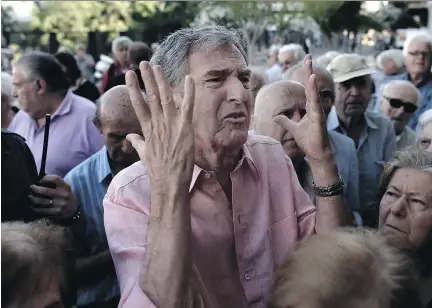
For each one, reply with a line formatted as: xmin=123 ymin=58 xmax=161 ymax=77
xmin=312 ymin=174 xmax=344 ymax=197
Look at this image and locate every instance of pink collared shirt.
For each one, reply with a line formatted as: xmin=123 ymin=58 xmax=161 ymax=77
xmin=104 ymin=135 xmax=316 ymax=308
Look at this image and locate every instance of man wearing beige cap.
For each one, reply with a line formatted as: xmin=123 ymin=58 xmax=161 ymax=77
xmin=379 ymin=80 xmax=420 ymax=150
xmin=326 ymin=54 xmax=396 ymax=226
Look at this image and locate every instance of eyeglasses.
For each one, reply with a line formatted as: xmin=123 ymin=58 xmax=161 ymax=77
xmin=383 ymin=96 xmax=417 ymax=113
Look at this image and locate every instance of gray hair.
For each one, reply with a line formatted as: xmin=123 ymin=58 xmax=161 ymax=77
xmin=403 ymin=33 xmax=432 ymax=57
xmin=76 ymin=43 xmax=86 ymax=51
xmin=378 ymin=146 xmax=432 ymax=200
xmin=283 ymin=61 xmax=334 ymax=89
xmin=382 ymin=80 xmax=421 ymax=106
xmin=112 ymin=36 xmax=133 ymax=54
xmin=1 ymin=72 xmax=13 ymax=100
xmin=278 ymin=44 xmax=306 ymax=64
xmin=419 ymin=109 xmax=432 ymax=130
xmin=150 ymin=25 xmax=247 ymax=88
xmin=376 ymin=49 xmax=405 ymax=71
xmin=2 ymin=219 xmax=73 ymax=307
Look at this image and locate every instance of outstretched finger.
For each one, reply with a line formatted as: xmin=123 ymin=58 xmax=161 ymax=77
xmin=304 ymin=54 xmax=313 ymax=78
xmin=153 ymin=65 xmax=177 ymax=118
xmin=306 ymin=74 xmax=325 ymax=115
xmin=139 ymin=61 xmax=162 ymax=118
xmin=274 ymin=115 xmax=298 ymax=135
xmin=181 ymin=75 xmax=195 ymax=124
xmin=126 ymin=71 xmax=152 ymax=136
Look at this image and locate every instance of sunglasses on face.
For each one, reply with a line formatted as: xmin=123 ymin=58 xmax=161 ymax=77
xmin=384 ymin=96 xmax=417 ymax=113
xmin=319 ymin=89 xmax=334 ymax=101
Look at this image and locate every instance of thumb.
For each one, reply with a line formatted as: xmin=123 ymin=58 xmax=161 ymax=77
xmin=126 ymin=134 xmax=145 ymax=152
xmin=274 ymin=115 xmax=297 ymax=134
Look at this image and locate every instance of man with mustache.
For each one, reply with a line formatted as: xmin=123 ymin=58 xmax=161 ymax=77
xmin=103 ymin=25 xmax=347 ymax=308
xmin=379 ymin=80 xmax=420 ymax=151
xmin=326 ymin=54 xmax=397 ymax=226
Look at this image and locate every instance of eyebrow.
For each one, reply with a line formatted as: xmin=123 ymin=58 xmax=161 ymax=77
xmin=388 ymin=185 xmax=428 ymax=197
xmin=204 ymin=68 xmax=251 ymax=79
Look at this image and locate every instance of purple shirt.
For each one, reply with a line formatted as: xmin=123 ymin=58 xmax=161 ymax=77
xmin=9 ymin=91 xmax=103 ymax=178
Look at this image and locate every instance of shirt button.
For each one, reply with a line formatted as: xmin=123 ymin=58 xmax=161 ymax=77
xmin=244 ymin=273 xmax=251 ymax=280
xmin=204 ymin=173 xmax=211 ymax=179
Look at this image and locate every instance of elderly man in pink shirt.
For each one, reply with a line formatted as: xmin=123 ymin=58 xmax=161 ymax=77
xmin=104 ymin=25 xmax=347 ymax=308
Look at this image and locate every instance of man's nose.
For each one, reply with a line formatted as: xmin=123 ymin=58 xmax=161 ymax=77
xmin=349 ymin=85 xmax=361 ymax=96
xmin=392 ymin=106 xmax=405 ymax=118
xmin=121 ymin=139 xmax=135 ymax=154
xmin=226 ymin=77 xmax=248 ymax=104
xmin=291 ymin=110 xmax=303 ymax=123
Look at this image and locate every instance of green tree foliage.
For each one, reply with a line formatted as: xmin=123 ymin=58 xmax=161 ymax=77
xmin=1 ymin=4 xmax=18 ymax=32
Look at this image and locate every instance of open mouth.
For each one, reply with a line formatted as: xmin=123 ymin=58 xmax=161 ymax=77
xmin=224 ymin=111 xmax=246 ymax=119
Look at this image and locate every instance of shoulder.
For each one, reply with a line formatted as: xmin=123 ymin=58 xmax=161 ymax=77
xmin=329 ymin=130 xmax=356 ymax=152
xmin=65 ymin=150 xmax=101 ymax=183
xmin=105 ymin=161 xmax=150 ymax=205
xmin=365 ymin=111 xmax=392 ymax=129
xmin=1 ymin=129 xmax=26 ymax=142
xmin=69 ymin=93 xmax=96 ymax=119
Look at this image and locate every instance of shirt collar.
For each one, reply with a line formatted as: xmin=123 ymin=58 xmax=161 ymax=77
xmin=327 ymin=106 xmax=378 ymax=130
xmin=52 ymin=91 xmax=73 ymax=119
xmin=96 ymin=147 xmax=113 ymax=184
xmin=188 ymin=144 xmax=259 ymax=192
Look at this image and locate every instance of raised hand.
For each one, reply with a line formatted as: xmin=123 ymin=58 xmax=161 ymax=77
xmin=274 ymin=55 xmax=332 ymax=163
xmin=125 ymin=62 xmax=196 ymax=185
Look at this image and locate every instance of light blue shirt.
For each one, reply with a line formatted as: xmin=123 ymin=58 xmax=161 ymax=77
xmin=327 ymin=107 xmax=396 ymax=210
xmin=64 ymin=147 xmax=119 ymax=305
xmin=371 ymin=72 xmax=432 ymax=130
xmin=248 ymin=130 xmax=360 ymax=212
xmin=328 ymin=130 xmax=360 ymax=212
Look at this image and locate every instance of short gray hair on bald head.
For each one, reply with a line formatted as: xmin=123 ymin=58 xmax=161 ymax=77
xmin=278 ymin=44 xmax=306 ymax=64
xmin=112 ymin=36 xmax=133 ymax=54
xmin=283 ymin=61 xmax=334 ymax=88
xmin=382 ymin=80 xmax=421 ymax=106
xmin=1 ymin=72 xmax=13 ymax=101
xmin=376 ymin=49 xmax=404 ymax=71
xmin=150 ymin=25 xmax=247 ymax=88
xmin=403 ymin=33 xmax=432 ymax=57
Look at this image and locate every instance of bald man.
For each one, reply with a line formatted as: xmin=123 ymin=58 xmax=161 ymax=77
xmin=64 ymin=85 xmax=142 ymax=308
xmin=254 ymin=80 xmax=361 ymax=222
xmin=379 ymin=80 xmax=420 ymax=150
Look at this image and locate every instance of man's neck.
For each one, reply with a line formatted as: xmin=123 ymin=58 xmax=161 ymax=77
xmin=409 ymin=71 xmax=430 ymax=86
xmin=35 ymin=95 xmax=65 ymax=127
xmin=195 ymin=142 xmax=243 ymax=177
xmin=339 ymin=114 xmax=364 ymax=130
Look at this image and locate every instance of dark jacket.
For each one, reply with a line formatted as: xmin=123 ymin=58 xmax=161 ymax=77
xmin=1 ymin=129 xmax=40 ymax=222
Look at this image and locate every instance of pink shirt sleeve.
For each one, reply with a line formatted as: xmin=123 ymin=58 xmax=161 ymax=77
xmin=285 ymin=156 xmax=316 ymax=239
xmin=104 ymin=179 xmax=156 ymax=308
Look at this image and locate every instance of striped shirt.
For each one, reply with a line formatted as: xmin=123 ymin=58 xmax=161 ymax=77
xmin=65 ymin=147 xmax=119 ymax=305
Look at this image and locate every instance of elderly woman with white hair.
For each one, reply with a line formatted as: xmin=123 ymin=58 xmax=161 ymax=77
xmin=419 ymin=109 xmax=432 ymax=152
xmin=1 ymin=72 xmax=16 ymax=128
xmin=100 ymin=36 xmax=133 ymax=93
xmin=278 ymin=43 xmax=306 ymax=73
xmin=374 ymin=33 xmax=432 ymax=130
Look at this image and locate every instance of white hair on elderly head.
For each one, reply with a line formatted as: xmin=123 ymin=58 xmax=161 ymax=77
xmin=278 ymin=44 xmax=306 ymax=64
xmin=111 ymin=36 xmax=133 ymax=54
xmin=382 ymin=80 xmax=421 ymax=106
xmin=315 ymin=55 xmax=332 ymax=69
xmin=376 ymin=49 xmax=405 ymax=71
xmin=1 ymin=72 xmax=13 ymax=100
xmin=419 ymin=109 xmax=432 ymax=129
xmin=403 ymin=33 xmax=432 ymax=57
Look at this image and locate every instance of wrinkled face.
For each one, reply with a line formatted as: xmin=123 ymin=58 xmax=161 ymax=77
xmin=185 ymin=46 xmax=252 ymax=155
xmin=334 ymin=75 xmax=372 ymax=121
xmin=114 ymin=46 xmax=130 ymax=67
xmin=379 ymin=85 xmax=418 ymax=135
xmin=292 ymin=69 xmax=334 ymax=119
xmin=381 ymin=59 xmax=402 ymax=76
xmin=420 ymin=122 xmax=432 ymax=152
xmin=379 ymin=168 xmax=432 ymax=251
xmin=100 ymin=117 xmax=141 ymax=168
xmin=405 ymin=41 xmax=432 ymax=76
xmin=254 ymin=85 xmax=306 ymax=163
xmin=279 ymin=51 xmax=297 ymax=73
xmin=12 ymin=67 xmax=44 ymax=118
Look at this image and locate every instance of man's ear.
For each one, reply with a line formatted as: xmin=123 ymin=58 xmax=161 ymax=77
xmin=36 ymin=79 xmax=47 ymax=95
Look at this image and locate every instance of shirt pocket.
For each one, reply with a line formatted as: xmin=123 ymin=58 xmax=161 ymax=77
xmin=268 ymin=213 xmax=298 ymax=268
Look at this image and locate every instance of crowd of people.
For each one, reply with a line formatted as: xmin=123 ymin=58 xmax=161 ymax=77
xmin=1 ymin=24 xmax=432 ymax=308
